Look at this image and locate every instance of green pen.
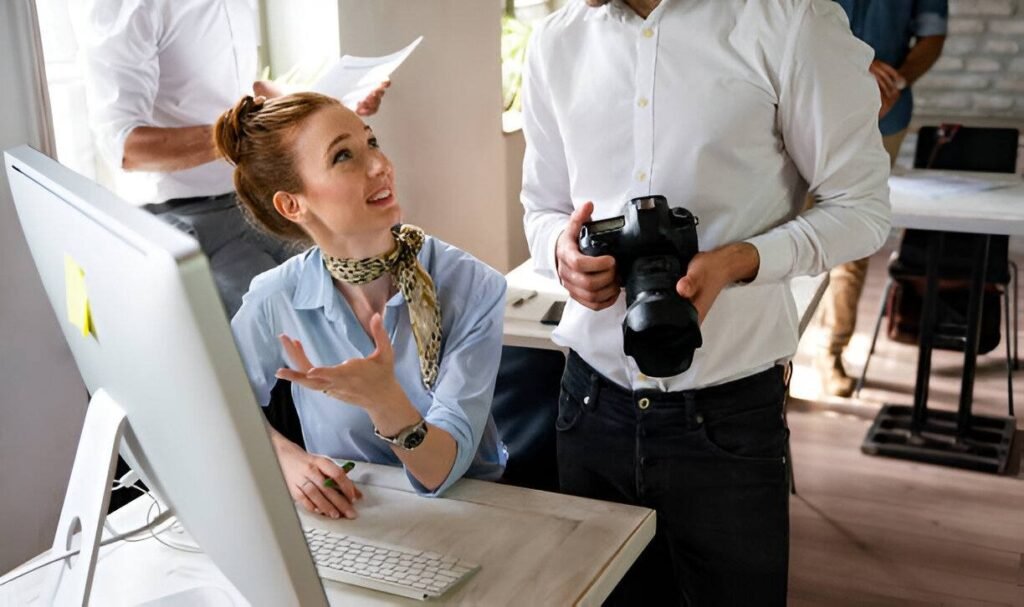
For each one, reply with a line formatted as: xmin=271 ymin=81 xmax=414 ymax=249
xmin=323 ymin=461 xmax=356 ymax=489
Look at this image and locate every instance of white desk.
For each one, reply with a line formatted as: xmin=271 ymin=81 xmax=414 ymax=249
xmin=1 ymin=463 xmax=654 ymax=606
xmin=503 ymin=260 xmax=829 ymax=349
xmin=889 ymin=169 xmax=1024 ymax=236
xmin=503 ymin=261 xmax=569 ymax=351
xmin=861 ymin=169 xmax=1024 ymax=473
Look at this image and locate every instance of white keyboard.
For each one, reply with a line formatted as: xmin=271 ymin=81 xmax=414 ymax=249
xmin=303 ymin=527 xmax=479 ymax=601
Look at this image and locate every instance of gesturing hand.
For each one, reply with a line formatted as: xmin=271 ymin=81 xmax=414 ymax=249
xmin=555 ymin=201 xmax=620 ymax=310
xmin=275 ymin=314 xmax=400 ymax=409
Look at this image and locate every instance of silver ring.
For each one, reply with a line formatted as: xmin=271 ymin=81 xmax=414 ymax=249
xmin=301 ymin=479 xmax=314 ymax=488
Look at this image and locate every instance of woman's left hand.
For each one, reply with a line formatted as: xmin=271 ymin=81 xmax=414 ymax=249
xmin=275 ymin=314 xmax=401 ymax=409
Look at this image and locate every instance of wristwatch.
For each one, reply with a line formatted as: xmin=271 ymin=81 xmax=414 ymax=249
xmin=374 ymin=418 xmax=428 ymax=450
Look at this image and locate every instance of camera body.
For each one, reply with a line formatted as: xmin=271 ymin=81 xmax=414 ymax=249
xmin=578 ymin=195 xmax=702 ymax=377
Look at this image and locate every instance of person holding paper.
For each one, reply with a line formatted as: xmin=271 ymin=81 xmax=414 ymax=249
xmin=521 ymin=0 xmax=890 ymax=604
xmin=217 ymin=93 xmax=507 ymax=515
xmin=74 ymin=0 xmax=389 ymax=317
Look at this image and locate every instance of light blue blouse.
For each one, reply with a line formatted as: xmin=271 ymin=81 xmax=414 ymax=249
xmin=230 ymin=237 xmax=508 ymax=496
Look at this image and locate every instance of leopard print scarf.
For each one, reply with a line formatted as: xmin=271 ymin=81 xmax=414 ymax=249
xmin=322 ymin=225 xmax=441 ymax=389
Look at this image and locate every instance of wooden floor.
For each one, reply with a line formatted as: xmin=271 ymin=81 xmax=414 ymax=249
xmin=786 ymin=244 xmax=1024 ymax=606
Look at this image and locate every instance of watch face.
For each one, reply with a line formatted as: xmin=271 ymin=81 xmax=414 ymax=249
xmin=402 ymin=429 xmax=426 ymax=450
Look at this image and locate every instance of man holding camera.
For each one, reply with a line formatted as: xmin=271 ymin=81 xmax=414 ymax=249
xmin=520 ymin=0 xmax=891 ymax=604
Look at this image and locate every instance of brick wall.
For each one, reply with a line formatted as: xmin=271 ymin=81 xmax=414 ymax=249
xmin=915 ymin=0 xmax=1024 ymax=119
xmin=903 ymin=0 xmax=1024 ymax=169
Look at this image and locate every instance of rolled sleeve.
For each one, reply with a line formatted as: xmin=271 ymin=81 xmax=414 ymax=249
xmin=407 ymin=271 xmax=506 ymax=497
xmin=913 ymin=13 xmax=947 ymax=37
xmin=521 ymin=24 xmax=572 ymax=279
xmin=747 ymin=0 xmax=891 ymax=285
xmin=913 ymin=0 xmax=948 ymax=37
xmin=76 ymin=0 xmax=160 ymax=168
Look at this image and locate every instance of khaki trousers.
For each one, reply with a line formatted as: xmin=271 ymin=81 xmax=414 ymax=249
xmin=821 ymin=129 xmax=907 ymax=355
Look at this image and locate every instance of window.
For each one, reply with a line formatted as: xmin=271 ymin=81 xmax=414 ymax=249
xmin=502 ymin=0 xmax=567 ymax=132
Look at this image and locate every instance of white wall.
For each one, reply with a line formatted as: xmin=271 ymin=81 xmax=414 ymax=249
xmin=0 ymin=0 xmax=87 ymax=574
xmin=337 ymin=0 xmax=528 ymax=271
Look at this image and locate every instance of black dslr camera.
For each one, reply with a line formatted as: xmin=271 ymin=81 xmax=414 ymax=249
xmin=578 ymin=195 xmax=701 ymax=377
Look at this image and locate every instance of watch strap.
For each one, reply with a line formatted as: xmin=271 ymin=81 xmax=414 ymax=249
xmin=373 ymin=418 xmax=428 ymax=450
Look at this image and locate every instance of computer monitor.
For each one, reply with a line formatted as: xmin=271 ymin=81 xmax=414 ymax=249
xmin=4 ymin=145 xmax=328 ymax=606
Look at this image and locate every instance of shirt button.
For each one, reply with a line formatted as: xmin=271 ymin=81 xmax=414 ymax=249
xmin=638 ymin=398 xmax=651 ymax=410
xmin=642 ymin=28 xmax=654 ymax=38
xmin=637 ymin=97 xmax=649 ymax=108
xmin=636 ymin=171 xmax=647 ymax=182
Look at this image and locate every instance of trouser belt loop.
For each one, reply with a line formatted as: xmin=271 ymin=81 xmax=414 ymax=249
xmin=584 ymin=373 xmax=601 ymax=411
xmin=684 ymin=392 xmax=702 ymax=430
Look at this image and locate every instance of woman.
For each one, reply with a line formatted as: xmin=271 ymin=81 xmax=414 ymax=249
xmin=215 ymin=93 xmax=507 ymax=521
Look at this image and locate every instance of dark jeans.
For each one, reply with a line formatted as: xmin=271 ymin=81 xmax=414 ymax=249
xmin=145 ymin=193 xmax=296 ymax=318
xmin=558 ymin=352 xmax=790 ymax=607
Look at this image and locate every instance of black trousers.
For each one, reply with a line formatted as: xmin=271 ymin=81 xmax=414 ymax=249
xmin=145 ymin=193 xmax=296 ymax=318
xmin=558 ymin=352 xmax=790 ymax=607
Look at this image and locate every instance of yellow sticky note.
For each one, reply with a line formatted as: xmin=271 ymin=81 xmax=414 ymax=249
xmin=64 ymin=254 xmax=93 ymax=338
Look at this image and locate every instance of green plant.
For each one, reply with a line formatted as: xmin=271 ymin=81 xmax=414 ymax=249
xmin=501 ymin=14 xmax=532 ymax=113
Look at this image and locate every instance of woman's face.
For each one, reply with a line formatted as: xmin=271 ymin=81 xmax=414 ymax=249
xmin=285 ymin=104 xmax=400 ymax=246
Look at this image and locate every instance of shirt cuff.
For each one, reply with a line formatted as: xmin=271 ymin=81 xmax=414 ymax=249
xmin=101 ymin=121 xmax=146 ymax=170
xmin=744 ymin=230 xmax=794 ymax=285
xmin=403 ymin=416 xmax=469 ymax=497
xmin=913 ymin=13 xmax=947 ymax=37
xmin=544 ymin=223 xmax=563 ymax=280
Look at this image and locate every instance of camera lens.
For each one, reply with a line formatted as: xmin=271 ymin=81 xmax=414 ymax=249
xmin=624 ymin=293 xmax=702 ymax=377
xmin=623 ymin=256 xmax=703 ymax=377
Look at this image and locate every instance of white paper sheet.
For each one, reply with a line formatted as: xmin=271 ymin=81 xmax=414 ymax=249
xmin=889 ymin=174 xmax=1015 ymax=199
xmin=312 ymin=36 xmax=423 ymax=108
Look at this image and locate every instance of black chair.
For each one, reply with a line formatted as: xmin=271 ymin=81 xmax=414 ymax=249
xmin=856 ymin=125 xmax=1019 ymax=416
xmin=491 ymin=346 xmax=563 ymax=492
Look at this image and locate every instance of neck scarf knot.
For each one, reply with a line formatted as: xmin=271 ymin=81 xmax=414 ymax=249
xmin=322 ymin=225 xmax=441 ymax=389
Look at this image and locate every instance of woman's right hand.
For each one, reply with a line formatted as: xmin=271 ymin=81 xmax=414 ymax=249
xmin=273 ymin=437 xmax=362 ymax=519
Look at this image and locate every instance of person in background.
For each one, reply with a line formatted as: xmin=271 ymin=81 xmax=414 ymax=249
xmin=818 ymin=0 xmax=947 ymax=397
xmin=218 ymin=93 xmax=507 ymax=516
xmin=520 ymin=0 xmax=891 ymax=604
xmin=74 ymin=0 xmax=387 ymax=317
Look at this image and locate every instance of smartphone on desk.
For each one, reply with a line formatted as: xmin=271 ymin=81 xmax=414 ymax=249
xmin=540 ymin=300 xmax=566 ymax=326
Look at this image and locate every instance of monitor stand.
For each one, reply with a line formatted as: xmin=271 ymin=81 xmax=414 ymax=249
xmin=43 ymin=389 xmax=127 ymax=607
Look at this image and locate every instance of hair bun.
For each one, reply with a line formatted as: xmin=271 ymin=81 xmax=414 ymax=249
xmin=214 ymin=95 xmax=265 ymax=166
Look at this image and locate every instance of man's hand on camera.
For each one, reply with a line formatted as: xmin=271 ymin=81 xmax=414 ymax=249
xmin=676 ymin=243 xmax=760 ymax=323
xmin=556 ymin=201 xmax=620 ymax=310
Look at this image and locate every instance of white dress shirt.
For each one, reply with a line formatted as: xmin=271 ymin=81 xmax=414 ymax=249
xmin=521 ymin=0 xmax=892 ymax=391
xmin=75 ymin=0 xmax=259 ymax=204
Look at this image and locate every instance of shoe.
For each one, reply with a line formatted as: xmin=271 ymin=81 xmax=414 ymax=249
xmin=815 ymin=352 xmax=855 ymax=398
